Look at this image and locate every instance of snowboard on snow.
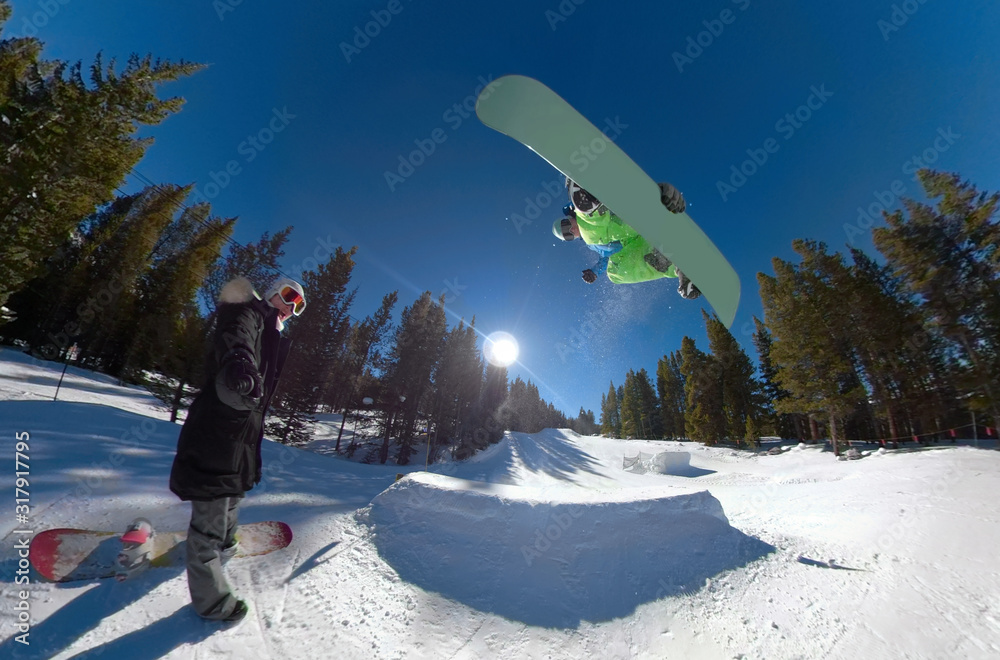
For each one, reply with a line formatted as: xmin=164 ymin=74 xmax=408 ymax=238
xmin=476 ymin=74 xmax=740 ymax=328
xmin=29 ymin=519 xmax=293 ymax=583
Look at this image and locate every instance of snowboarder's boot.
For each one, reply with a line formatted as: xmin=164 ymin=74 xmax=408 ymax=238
xmin=221 ymin=538 xmax=240 ymax=566
xmin=676 ymin=269 xmax=701 ymax=300
xmin=658 ymin=182 xmax=686 ymax=214
xmin=222 ymin=600 xmax=249 ymax=624
xmin=115 ymin=518 xmax=155 ymax=581
xmin=644 ymin=249 xmax=673 ymax=273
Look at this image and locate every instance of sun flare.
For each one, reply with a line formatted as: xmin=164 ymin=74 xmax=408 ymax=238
xmin=484 ymin=332 xmax=519 ymax=367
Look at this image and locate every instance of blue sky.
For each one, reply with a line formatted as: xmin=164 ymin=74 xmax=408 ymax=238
xmin=8 ymin=0 xmax=999 ymax=418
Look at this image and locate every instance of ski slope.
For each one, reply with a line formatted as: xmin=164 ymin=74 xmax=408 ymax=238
xmin=1 ymin=347 xmax=999 ymax=659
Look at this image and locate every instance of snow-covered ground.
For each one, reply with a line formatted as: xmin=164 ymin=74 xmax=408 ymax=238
xmin=1 ymin=346 xmax=999 ymax=659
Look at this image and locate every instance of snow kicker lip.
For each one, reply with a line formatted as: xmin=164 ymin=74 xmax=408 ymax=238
xmin=362 ymin=473 xmax=773 ymax=628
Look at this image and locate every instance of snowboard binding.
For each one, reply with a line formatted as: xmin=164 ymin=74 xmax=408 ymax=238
xmin=658 ymin=182 xmax=686 ymax=214
xmin=115 ymin=518 xmax=155 ymax=581
xmin=566 ymin=178 xmax=605 ymax=216
xmin=676 ymin=269 xmax=701 ymax=300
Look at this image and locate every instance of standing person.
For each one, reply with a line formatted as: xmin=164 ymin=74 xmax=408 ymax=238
xmin=169 ymin=276 xmax=306 ymax=622
xmin=552 ymin=178 xmax=701 ymax=299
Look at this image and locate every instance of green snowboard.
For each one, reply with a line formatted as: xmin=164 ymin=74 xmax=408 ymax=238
xmin=476 ymin=74 xmax=740 ymax=328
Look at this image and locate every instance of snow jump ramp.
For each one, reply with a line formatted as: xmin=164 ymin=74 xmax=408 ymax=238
xmin=360 ymin=473 xmax=773 ymax=628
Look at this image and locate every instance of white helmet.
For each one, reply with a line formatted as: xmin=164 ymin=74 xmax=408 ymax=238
xmin=263 ymin=277 xmax=306 ymax=316
xmin=552 ymin=216 xmax=575 ymax=241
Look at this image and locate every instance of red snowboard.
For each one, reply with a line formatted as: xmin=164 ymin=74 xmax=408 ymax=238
xmin=30 ymin=520 xmax=293 ymax=582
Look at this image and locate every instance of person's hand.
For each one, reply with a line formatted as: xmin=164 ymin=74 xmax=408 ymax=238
xmin=582 ymin=269 xmax=597 ymax=284
xmin=224 ymin=353 xmax=262 ymax=398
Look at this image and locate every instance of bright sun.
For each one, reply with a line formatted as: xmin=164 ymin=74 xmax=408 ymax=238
xmin=484 ymin=331 xmax=519 ymax=367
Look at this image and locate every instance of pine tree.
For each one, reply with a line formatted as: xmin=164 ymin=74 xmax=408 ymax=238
xmin=122 ymin=203 xmax=234 ymax=380
xmin=872 ymin=170 xmax=1000 ymax=426
xmin=497 ymin=377 xmax=563 ymax=434
xmin=757 ymin=241 xmax=867 ymax=454
xmin=636 ymin=368 xmax=663 ymax=439
xmin=619 ymin=370 xmax=642 ymax=438
xmin=570 ymin=407 xmax=599 ymax=435
xmin=657 ymin=351 xmax=686 ymax=439
xmin=429 ymin=318 xmax=483 ymax=460
xmin=843 ymin=248 xmax=952 ymax=445
xmin=744 ymin=414 xmax=761 ymax=449
xmin=332 ymin=291 xmax=397 ymax=452
xmin=704 ymin=310 xmax=761 ymax=447
xmin=169 ymin=306 xmax=209 ymax=421
xmin=600 ymin=381 xmax=621 ymax=438
xmin=680 ymin=336 xmax=724 ymax=445
xmin=3 ymin=185 xmax=187 ymax=363
xmin=0 ymin=19 xmax=203 ymax=308
xmin=380 ymin=292 xmax=447 ymax=463
xmin=620 ymin=368 xmax=660 ymax=439
xmin=752 ymin=316 xmax=801 ymax=439
xmin=471 ymin=363 xmax=508 ymax=449
xmin=270 ymin=247 xmax=359 ymax=445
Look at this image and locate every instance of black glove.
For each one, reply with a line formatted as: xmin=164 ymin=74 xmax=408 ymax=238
xmin=582 ymin=269 xmax=597 ymax=284
xmin=223 ymin=351 xmax=262 ymax=398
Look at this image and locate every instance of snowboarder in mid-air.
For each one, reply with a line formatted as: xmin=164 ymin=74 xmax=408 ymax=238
xmin=552 ymin=178 xmax=701 ymax=300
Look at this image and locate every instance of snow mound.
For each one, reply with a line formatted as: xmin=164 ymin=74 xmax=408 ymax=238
xmin=623 ymin=450 xmax=716 ymax=477
xmin=360 ymin=472 xmax=774 ymax=628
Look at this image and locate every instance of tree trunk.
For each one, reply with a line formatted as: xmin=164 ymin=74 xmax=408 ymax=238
xmin=335 ymin=406 xmax=350 ymax=453
xmin=380 ymin=409 xmax=395 ymax=464
xmin=888 ymin=410 xmax=898 ymax=449
xmin=958 ymin=332 xmax=1000 ymax=425
xmin=170 ymin=378 xmax=186 ymax=423
xmin=829 ymin=414 xmax=841 ymax=456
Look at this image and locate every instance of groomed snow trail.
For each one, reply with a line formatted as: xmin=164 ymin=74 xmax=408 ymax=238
xmin=2 ymin=348 xmax=999 ymax=659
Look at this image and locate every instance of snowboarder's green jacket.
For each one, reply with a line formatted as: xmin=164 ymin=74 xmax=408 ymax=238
xmin=575 ymin=207 xmax=678 ymax=284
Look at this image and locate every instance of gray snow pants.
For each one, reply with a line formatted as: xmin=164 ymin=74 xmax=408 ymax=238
xmin=186 ymin=497 xmax=241 ymax=619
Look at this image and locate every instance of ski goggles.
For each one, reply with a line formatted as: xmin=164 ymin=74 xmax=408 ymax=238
xmin=277 ymin=286 xmax=306 ymax=316
xmin=559 ymin=217 xmax=575 ymax=241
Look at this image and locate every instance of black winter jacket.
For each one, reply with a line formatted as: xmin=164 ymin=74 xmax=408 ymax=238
xmin=169 ymin=279 xmax=292 ymax=501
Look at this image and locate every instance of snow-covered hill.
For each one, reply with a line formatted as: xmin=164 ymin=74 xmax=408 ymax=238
xmin=2 ymin=347 xmax=999 ymax=659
